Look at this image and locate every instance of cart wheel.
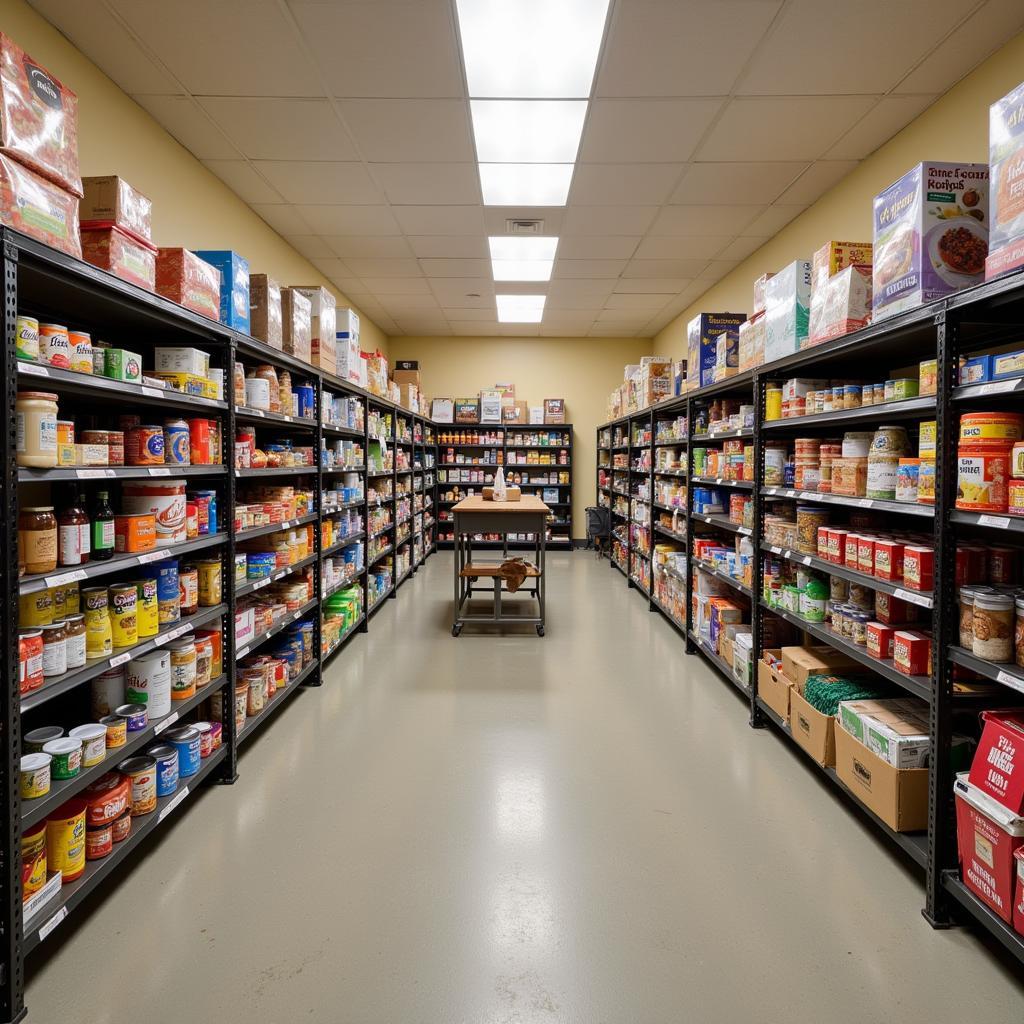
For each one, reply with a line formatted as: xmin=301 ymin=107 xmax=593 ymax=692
xmin=451 ymin=624 xmax=462 ymax=637
xmin=536 ymin=625 xmax=545 ymax=636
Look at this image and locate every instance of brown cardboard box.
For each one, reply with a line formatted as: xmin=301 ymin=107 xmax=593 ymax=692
xmin=781 ymin=646 xmax=859 ymax=693
xmin=502 ymin=400 xmax=528 ymax=424
xmin=544 ymin=398 xmax=566 ymax=424
xmin=250 ymin=274 xmax=283 ymax=349
xmin=294 ymin=286 xmax=336 ymax=373
xmin=80 ymin=175 xmax=153 ymax=241
xmin=757 ymin=652 xmax=793 ymax=722
xmin=281 ymin=288 xmax=312 ymax=362
xmin=788 ymin=688 xmax=836 ymax=767
xmin=398 ymin=382 xmax=419 ymax=411
xmin=720 ymin=636 xmax=734 ymax=672
xmin=834 ymin=725 xmax=928 ymax=831
xmin=393 ymin=367 xmax=421 ymax=391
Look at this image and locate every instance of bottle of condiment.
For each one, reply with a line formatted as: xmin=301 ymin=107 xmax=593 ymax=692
xmin=91 ymin=490 xmax=115 ymax=561
xmin=18 ymin=507 xmax=58 ymax=575
xmin=58 ymin=488 xmax=91 ymax=567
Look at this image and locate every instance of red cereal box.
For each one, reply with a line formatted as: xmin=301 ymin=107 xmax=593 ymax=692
xmin=866 ymin=621 xmax=896 ymax=660
xmin=857 ymin=535 xmax=875 ymax=574
xmin=0 ymin=152 xmax=80 ymax=256
xmin=81 ymin=224 xmax=157 ymax=291
xmin=827 ymin=527 xmax=848 ymax=564
xmin=903 ymin=545 xmax=934 ymax=592
xmin=0 ymin=34 xmax=81 ymax=196
xmin=156 ymin=248 xmax=221 ymax=321
xmin=874 ymin=591 xmax=921 ymax=626
xmin=873 ymin=540 xmax=905 ymax=582
xmin=969 ymin=710 xmax=1024 ymax=814
xmin=893 ymin=630 xmax=931 ymax=677
xmin=844 ymin=533 xmax=860 ymax=569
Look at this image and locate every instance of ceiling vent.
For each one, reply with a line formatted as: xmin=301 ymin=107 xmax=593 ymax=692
xmin=505 ymin=218 xmax=544 ymax=234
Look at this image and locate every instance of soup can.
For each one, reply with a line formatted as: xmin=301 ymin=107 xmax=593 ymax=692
xmin=134 ymin=577 xmax=159 ymax=637
xmin=21 ymin=821 xmax=47 ymax=898
xmin=163 ymin=419 xmax=190 ymax=465
xmin=196 ymin=559 xmax=222 ymax=606
xmin=118 ymin=755 xmax=157 ymax=815
xmin=99 ymin=714 xmax=127 ymax=748
xmin=166 ymin=726 xmax=201 ymax=778
xmin=46 ymin=797 xmax=87 ymax=882
xmin=146 ymin=744 xmax=179 ymax=797
xmin=111 ymin=811 xmax=132 ymax=843
xmin=169 ymin=638 xmax=197 ymax=700
xmin=115 ymin=702 xmax=148 ymax=733
xmin=126 ymin=424 xmax=164 ymax=466
xmin=85 ymin=822 xmax=112 ymax=860
xmin=193 ymin=721 xmax=214 ymax=759
xmin=109 ymin=583 xmax=139 ymax=648
xmin=91 ymin=666 xmax=126 ymax=718
xmin=126 ymin=649 xmax=171 ymax=719
xmin=39 ymin=324 xmax=70 ymax=369
xmin=68 ymin=330 xmax=93 ymax=374
xmin=145 ymin=559 xmax=180 ymax=623
xmin=16 ymin=315 xmax=39 ymax=361
xmin=179 ymin=566 xmax=198 ymax=615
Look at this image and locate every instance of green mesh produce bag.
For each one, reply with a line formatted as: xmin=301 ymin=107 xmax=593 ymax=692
xmin=802 ymin=674 xmax=887 ymax=716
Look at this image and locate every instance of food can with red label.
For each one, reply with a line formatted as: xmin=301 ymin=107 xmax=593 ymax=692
xmin=85 ymin=822 xmax=112 ymax=860
xmin=39 ymin=324 xmax=70 ymax=369
xmin=68 ymin=330 xmax=93 ymax=374
xmin=126 ymin=424 xmax=164 ymax=465
xmin=187 ymin=418 xmax=213 ymax=465
xmin=18 ymin=628 xmax=44 ymax=694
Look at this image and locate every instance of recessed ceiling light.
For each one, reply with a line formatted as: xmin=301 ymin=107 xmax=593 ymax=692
xmin=456 ymin=0 xmax=611 ymax=98
xmin=488 ymin=236 xmax=558 ymax=261
xmin=492 ymin=260 xmax=552 ymax=282
xmin=497 ymin=294 xmax=546 ymax=323
xmin=479 ymin=164 xmax=573 ymax=206
xmin=471 ymin=100 xmax=587 ymax=163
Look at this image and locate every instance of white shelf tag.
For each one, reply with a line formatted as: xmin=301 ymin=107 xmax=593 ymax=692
xmin=137 ymin=550 xmax=164 ymax=564
xmin=976 ymin=379 xmax=1019 ymax=395
xmin=770 ymin=546 xmax=781 ymax=554
xmin=141 ymin=387 xmax=163 ymax=399
xmin=38 ymin=907 xmax=67 ymax=941
xmin=20 ymin=362 xmax=49 ymax=376
xmin=978 ymin=514 xmax=1010 ymax=529
xmin=236 ymin=645 xmax=250 ymax=660
xmin=857 ymin=499 xmax=873 ymax=508
xmin=76 ymin=468 xmax=106 ymax=479
xmin=158 ymin=786 xmax=190 ymax=823
xmin=154 ymin=711 xmax=180 ymax=735
xmin=996 ymin=670 xmax=1024 ymax=691
xmin=149 ymin=467 xmax=171 ymax=477
xmin=45 ymin=569 xmax=88 ymax=588
xmin=109 ymin=652 xmax=131 ymax=667
xmin=801 ymin=556 xmax=812 ymax=565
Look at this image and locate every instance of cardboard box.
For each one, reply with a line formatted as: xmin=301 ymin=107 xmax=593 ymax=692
xmin=337 ymin=307 xmax=360 ymax=347
xmin=781 ymin=645 xmax=859 ymax=692
xmin=103 ymin=348 xmax=142 ymax=382
xmin=752 ymin=272 xmax=774 ymax=315
xmin=834 ymin=725 xmax=928 ymax=831
xmin=281 ymin=287 xmax=312 ymax=362
xmin=153 ymin=347 xmax=209 ymax=376
xmin=155 ymin=248 xmax=221 ymax=321
xmin=687 ymin=313 xmax=746 ymax=389
xmin=250 ymin=274 xmax=283 ymax=349
xmin=810 ymin=240 xmax=872 ymax=300
xmin=455 ymin=398 xmax=479 ymax=423
xmin=988 ymin=81 xmax=1024 ymax=280
xmin=789 ymin=687 xmax=836 ymax=767
xmin=503 ymin=400 xmax=528 ymax=424
xmin=80 ymin=174 xmax=152 ymax=242
xmin=480 ymin=389 xmax=503 ymax=424
xmin=738 ymin=312 xmax=765 ymax=371
xmin=639 ymin=358 xmax=672 ymax=407
xmin=394 ymin=367 xmax=421 ymax=391
xmin=195 ymin=250 xmax=250 ymax=332
xmin=757 ymin=653 xmax=793 ymax=722
xmin=295 ymin=286 xmax=337 ymax=374
xmin=544 ymin=398 xmax=566 ymax=424
xmin=837 ymin=699 xmax=930 ymax=768
xmin=764 ymin=260 xmax=812 ymax=362
xmin=873 ymin=161 xmax=989 ymax=319
xmin=335 ymin=332 xmax=361 ymax=385
xmin=398 ymin=383 xmax=419 ymax=412
xmin=432 ymin=398 xmax=454 ymax=423
xmin=808 ymin=264 xmax=872 ymax=346
xmin=529 ymin=406 xmax=544 ymax=424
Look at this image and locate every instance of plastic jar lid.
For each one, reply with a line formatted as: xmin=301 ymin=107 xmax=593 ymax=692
xmin=43 ymin=737 xmax=82 ymax=756
xmin=69 ymin=723 xmax=107 ymax=741
xmin=21 ymin=753 xmax=51 ymax=771
xmin=975 ymin=591 xmax=1014 ymax=610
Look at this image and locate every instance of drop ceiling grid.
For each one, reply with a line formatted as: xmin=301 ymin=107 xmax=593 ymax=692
xmin=27 ymin=0 xmax=1024 ymax=336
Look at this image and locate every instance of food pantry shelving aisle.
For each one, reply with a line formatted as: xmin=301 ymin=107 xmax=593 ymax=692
xmin=596 ymin=269 xmax=1024 ymax=967
xmin=0 ymin=226 xmax=438 ymax=1024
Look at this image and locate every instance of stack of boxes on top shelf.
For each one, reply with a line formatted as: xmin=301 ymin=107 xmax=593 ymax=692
xmin=607 ymin=355 xmax=681 ymax=419
xmin=429 ymin=384 xmax=565 ymax=425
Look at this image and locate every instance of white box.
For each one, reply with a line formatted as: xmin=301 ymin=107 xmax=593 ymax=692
xmin=336 ymin=333 xmax=361 ymax=385
xmin=479 ymin=389 xmax=502 ymax=424
xmin=337 ymin=307 xmax=360 ymax=345
xmin=357 ymin=356 xmax=368 ymax=390
xmin=153 ymin=346 xmax=210 ymax=376
xmin=529 ymin=406 xmax=544 ymax=424
xmin=432 ymin=398 xmax=454 ymax=423
xmin=764 ymin=260 xmax=811 ymax=363
xmin=234 ymin=607 xmax=255 ymax=647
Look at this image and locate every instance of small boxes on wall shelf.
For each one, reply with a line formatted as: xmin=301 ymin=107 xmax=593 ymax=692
xmin=195 ymin=250 xmax=250 ymax=332
xmin=281 ymin=287 xmax=312 ymax=362
xmin=764 ymin=261 xmax=811 ymax=362
xmin=502 ymin=400 xmax=528 ymax=424
xmin=455 ymin=398 xmax=480 ymax=423
xmin=543 ymin=398 xmax=566 ymax=424
xmin=432 ymin=398 xmax=454 ymax=423
xmin=479 ymin=389 xmax=503 ymax=424
xmin=687 ymin=313 xmax=745 ymax=389
xmin=529 ymin=406 xmax=544 ymax=424
xmin=337 ymin=307 xmax=360 ymax=347
xmin=336 ymin=330 xmax=361 ymax=385
xmin=155 ymin=248 xmax=221 ymax=321
xmin=250 ymin=274 xmax=283 ymax=349
xmin=295 ymin=286 xmax=337 ymax=374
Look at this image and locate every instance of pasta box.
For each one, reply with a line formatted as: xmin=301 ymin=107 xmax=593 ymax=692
xmin=987 ymin=80 xmax=1024 ymax=280
xmin=968 ymin=710 xmax=1024 ymax=814
xmin=196 ymin=250 xmax=250 ymax=332
xmin=687 ymin=313 xmax=745 ymax=389
xmin=872 ymin=162 xmax=989 ymax=320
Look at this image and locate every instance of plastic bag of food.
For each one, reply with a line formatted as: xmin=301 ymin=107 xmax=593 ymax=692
xmin=0 ymin=33 xmax=81 ymax=196
xmin=156 ymin=248 xmax=222 ymax=320
xmin=0 ymin=152 xmax=80 ymax=256
xmin=81 ymin=224 xmax=157 ymax=291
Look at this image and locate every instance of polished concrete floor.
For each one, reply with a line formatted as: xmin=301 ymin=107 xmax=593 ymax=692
xmin=26 ymin=553 xmax=1024 ymax=1022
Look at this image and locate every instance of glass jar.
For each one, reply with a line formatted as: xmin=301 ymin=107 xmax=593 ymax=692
xmin=63 ymin=613 xmax=87 ymax=669
xmin=973 ymin=591 xmax=1014 ymax=663
xmin=41 ymin=620 xmax=67 ymax=677
xmin=959 ymin=586 xmax=992 ymax=649
xmin=15 ymin=391 xmax=58 ymax=468
xmin=18 ymin=507 xmax=57 ymax=575
xmin=58 ymin=497 xmax=90 ymax=567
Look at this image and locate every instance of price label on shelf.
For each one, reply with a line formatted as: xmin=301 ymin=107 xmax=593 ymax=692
xmin=996 ymin=670 xmax=1024 ymax=692
xmin=976 ymin=379 xmax=1019 ymax=396
xmin=38 ymin=907 xmax=67 ymax=942
xmin=252 ymin=409 xmax=265 ymax=417
xmin=141 ymin=386 xmax=163 ymax=399
xmin=20 ymin=362 xmax=49 ymax=376
xmin=76 ymin=468 xmax=107 ymax=479
xmin=237 ymin=645 xmax=250 ymax=660
xmin=169 ymin=623 xmax=193 ymax=641
xmin=149 ymin=467 xmax=171 ymax=477
xmin=893 ymin=588 xmax=931 ymax=607
xmin=801 ymin=556 xmax=812 ymax=566
xmin=158 ymin=786 xmax=190 ymax=824
xmin=857 ymin=499 xmax=873 ymax=508
xmin=769 ymin=546 xmax=781 ymax=554
xmin=252 ymin=577 xmax=271 ymax=591
xmin=154 ymin=711 xmax=179 ymax=736
xmin=137 ymin=550 xmax=164 ymax=564
xmin=45 ymin=569 xmax=88 ymax=588
xmin=109 ymin=652 xmax=131 ymax=668
xmin=283 ymin=415 xmax=293 ymax=423
xmin=978 ymin=515 xmax=1010 ymax=529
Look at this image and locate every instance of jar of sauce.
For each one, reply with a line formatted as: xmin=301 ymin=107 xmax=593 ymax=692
xmin=16 ymin=391 xmax=58 ymax=468
xmin=19 ymin=507 xmax=57 ymax=575
xmin=63 ymin=613 xmax=87 ymax=669
xmin=41 ymin=620 xmax=68 ymax=677
xmin=58 ymin=496 xmax=90 ymax=567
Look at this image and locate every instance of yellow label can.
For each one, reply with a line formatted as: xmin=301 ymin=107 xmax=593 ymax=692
xmin=196 ymin=559 xmax=222 ymax=607
xmin=133 ymin=578 xmax=159 ymax=638
xmin=109 ymin=584 xmax=138 ymax=649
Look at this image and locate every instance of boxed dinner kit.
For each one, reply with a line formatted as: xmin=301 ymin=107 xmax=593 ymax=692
xmin=987 ymin=80 xmax=1024 ymax=280
xmin=872 ymin=161 xmax=989 ymax=319
xmin=455 ymin=398 xmax=480 ymax=423
xmin=764 ymin=260 xmax=811 ymax=362
xmin=295 ymin=286 xmax=337 ymax=374
xmin=250 ymin=274 xmax=283 ymax=348
xmin=196 ymin=250 xmax=250 ymax=332
xmin=687 ymin=313 xmax=745 ymax=389
xmin=155 ymin=247 xmax=221 ymax=321
xmin=281 ymin=287 xmax=312 ymax=362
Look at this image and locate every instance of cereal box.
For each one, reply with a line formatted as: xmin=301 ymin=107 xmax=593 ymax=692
xmin=987 ymin=81 xmax=1024 ymax=280
xmin=873 ymin=162 xmax=989 ymax=319
xmin=687 ymin=313 xmax=745 ymax=389
xmin=764 ymin=261 xmax=811 ymax=362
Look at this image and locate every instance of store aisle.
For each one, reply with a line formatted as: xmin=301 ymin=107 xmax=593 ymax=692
xmin=26 ymin=554 xmax=1024 ymax=1023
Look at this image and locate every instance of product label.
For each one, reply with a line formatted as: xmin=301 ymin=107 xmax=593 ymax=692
xmin=58 ymin=524 xmax=82 ymax=565
xmin=93 ymin=520 xmax=115 ymax=551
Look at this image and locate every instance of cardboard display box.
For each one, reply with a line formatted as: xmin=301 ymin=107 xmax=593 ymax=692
xmin=479 ymin=389 xmax=503 ymax=424
xmin=789 ymin=688 xmax=836 ymax=766
xmin=80 ymin=174 xmax=152 ymax=242
xmin=295 ymin=286 xmax=337 ymax=374
xmin=502 ymin=400 xmax=528 ymax=424
xmin=781 ymin=645 xmax=859 ymax=692
xmin=250 ymin=274 xmax=283 ymax=349
xmin=834 ymin=725 xmax=928 ymax=831
xmin=544 ymin=398 xmax=566 ymax=424
xmin=432 ymin=398 xmax=454 ymax=423
xmin=757 ymin=651 xmax=793 ymax=723
xmin=455 ymin=398 xmax=479 ymax=423
xmin=281 ymin=287 xmax=312 ymax=362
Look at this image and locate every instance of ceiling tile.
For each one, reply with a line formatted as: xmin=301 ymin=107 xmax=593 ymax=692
xmin=776 ymin=161 xmax=860 ymax=205
xmin=359 ymin=278 xmax=434 ymax=296
xmin=429 ymin=279 xmax=496 ymax=307
xmin=308 ymin=259 xmax=356 ymax=281
xmin=580 ymin=99 xmax=724 ymax=162
xmin=737 ymin=0 xmax=962 ymax=95
xmin=697 ymin=97 xmax=877 ymax=162
xmin=253 ymin=162 xmax=383 ymax=204
xmin=292 ymin=1 xmax=463 ymax=98
xmin=743 ymin=205 xmax=807 ymax=236
xmin=339 ymin=100 xmax=473 ymax=163
xmin=622 ymin=259 xmax=711 ymax=279
xmin=325 ymin=236 xmax=414 ymax=259
xmin=442 ymin=308 xmax=499 ymax=322
xmin=249 ymin=204 xmax=314 ymax=236
xmin=649 ymin=205 xmax=763 ymax=237
xmin=283 ymin=235 xmax=336 ymax=260
xmin=557 ymin=236 xmax=642 ymax=259
xmin=552 ymin=260 xmax=629 ymax=279
xmin=343 ymin=258 xmax=423 ymax=278
xmin=392 ymin=206 xmax=486 ymax=235
xmin=717 ymin=236 xmax=770 ymax=261
xmin=613 ymin=278 xmax=690 ymax=294
xmin=635 ymin=237 xmax=727 ymax=261
xmin=372 ymin=164 xmax=481 ymax=205
xmin=569 ymin=164 xmax=683 ymax=206
xmin=407 ymin=236 xmax=489 ymax=258
xmin=201 ymin=161 xmax=282 ymax=203
xmin=196 ymin=98 xmax=357 ymax=162
xmin=696 ymin=259 xmax=742 ymax=281
xmin=604 ymin=293 xmax=672 ymax=311
xmin=825 ymin=96 xmax=937 ymax=160
xmin=298 ymin=206 xmax=402 ymax=236
xmin=597 ymin=0 xmax=782 ymax=97
xmin=670 ymin=162 xmax=808 ymax=206
xmin=542 ymin=309 xmax=599 ymax=326
xmin=134 ymin=96 xmax=239 ymax=160
xmin=546 ymin=280 xmax=615 ymax=308
xmin=111 ymin=0 xmax=323 ymax=95
xmin=563 ymin=207 xmax=658 ymax=236
xmin=540 ymin=325 xmax=591 ymax=336
xmin=377 ymin=296 xmax=442 ymax=314
xmin=419 ymin=258 xmax=491 ymax=277
xmin=895 ymin=0 xmax=1024 ymax=94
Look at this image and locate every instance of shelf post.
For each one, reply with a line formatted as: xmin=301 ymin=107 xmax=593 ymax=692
xmin=684 ymin=396 xmax=696 ymax=653
xmin=306 ymin=374 xmax=324 ymax=687
xmin=750 ymin=372 xmax=766 ymax=728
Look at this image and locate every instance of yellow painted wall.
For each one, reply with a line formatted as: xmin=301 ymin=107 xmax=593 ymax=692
xmin=5 ymin=0 xmax=387 ymax=354
xmin=388 ymin=335 xmax=652 ymax=539
xmin=655 ymin=31 xmax=1024 ymax=358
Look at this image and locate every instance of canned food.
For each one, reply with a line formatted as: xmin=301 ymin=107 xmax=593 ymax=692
xmin=39 ymin=323 xmax=70 ymax=369
xmin=126 ymin=424 xmax=164 ymax=465
xmin=118 ymin=755 xmax=157 ymax=816
xmin=166 ymin=726 xmax=201 ymax=778
xmin=194 ymin=721 xmax=214 ymax=759
xmin=196 ymin=559 xmax=222 ymax=606
xmin=134 ymin=577 xmax=159 ymax=637
xmin=19 ymin=628 xmax=44 ymax=695
xmin=169 ymin=638 xmax=197 ymax=701
xmin=109 ymin=583 xmax=139 ymax=648
xmin=115 ymin=702 xmax=148 ymax=733
xmin=20 ymin=753 xmax=51 ymax=798
xmin=43 ymin=737 xmax=82 ymax=779
xmin=24 ymin=725 xmax=63 ymax=753
xmin=21 ymin=822 xmax=47 ymax=898
xmin=146 ymin=744 xmax=179 ymax=797
xmin=68 ymin=330 xmax=93 ymax=374
xmin=68 ymin=723 xmax=107 ymax=768
xmin=163 ymin=419 xmax=190 ymax=465
xmin=178 ymin=566 xmax=198 ymax=615
xmin=85 ymin=822 xmax=112 ymax=860
xmin=111 ymin=810 xmax=132 ymax=843
xmin=16 ymin=315 xmax=39 ymax=360
xmin=99 ymin=714 xmax=127 ymax=748
xmin=46 ymin=797 xmax=87 ymax=882
xmin=84 ymin=772 xmax=130 ymax=826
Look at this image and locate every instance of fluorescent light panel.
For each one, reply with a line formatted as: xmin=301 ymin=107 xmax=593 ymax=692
xmin=456 ymin=0 xmax=611 ymax=98
xmin=471 ymin=100 xmax=587 ymax=163
xmin=488 ymin=236 xmax=558 ymax=282
xmin=479 ymin=163 xmax=573 ymax=206
xmin=497 ymin=294 xmax=546 ymax=323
